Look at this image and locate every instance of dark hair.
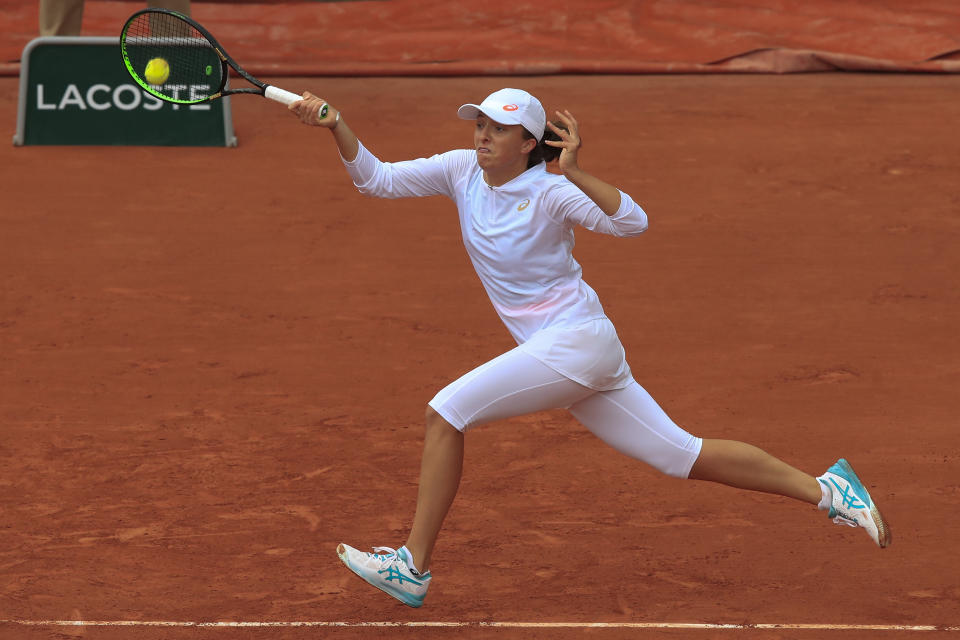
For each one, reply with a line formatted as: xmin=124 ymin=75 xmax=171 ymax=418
xmin=524 ymin=121 xmax=568 ymax=168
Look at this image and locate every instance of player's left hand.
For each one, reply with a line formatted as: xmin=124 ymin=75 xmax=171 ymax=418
xmin=545 ymin=110 xmax=582 ymax=175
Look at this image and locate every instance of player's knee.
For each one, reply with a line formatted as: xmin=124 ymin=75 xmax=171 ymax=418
xmin=666 ymin=436 xmax=703 ymax=479
xmin=425 ymin=405 xmax=459 ymax=435
xmin=618 ymin=438 xmax=703 ymax=479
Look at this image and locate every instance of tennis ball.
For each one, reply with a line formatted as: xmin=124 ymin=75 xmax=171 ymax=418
xmin=144 ymin=57 xmax=170 ymax=85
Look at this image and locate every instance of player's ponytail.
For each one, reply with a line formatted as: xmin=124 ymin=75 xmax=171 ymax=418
xmin=525 ymin=121 xmax=568 ymax=168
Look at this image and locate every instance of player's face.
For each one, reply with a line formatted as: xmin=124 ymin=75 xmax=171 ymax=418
xmin=474 ymin=114 xmax=535 ymax=171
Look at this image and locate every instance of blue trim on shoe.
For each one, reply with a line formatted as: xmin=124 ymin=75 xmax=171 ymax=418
xmin=827 ymin=458 xmax=874 ymax=510
xmin=820 ymin=459 xmax=891 ymax=548
xmin=378 ymin=564 xmax=424 ymax=587
xmin=339 ymin=548 xmax=428 ymax=608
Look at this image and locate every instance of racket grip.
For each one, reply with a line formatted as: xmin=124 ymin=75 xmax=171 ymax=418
xmin=264 ymin=85 xmax=304 ymax=105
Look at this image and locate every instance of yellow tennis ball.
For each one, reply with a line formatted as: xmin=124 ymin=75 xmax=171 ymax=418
xmin=144 ymin=57 xmax=170 ymax=85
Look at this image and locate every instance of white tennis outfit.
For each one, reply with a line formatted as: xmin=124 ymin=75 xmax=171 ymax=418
xmin=343 ymin=143 xmax=702 ymax=478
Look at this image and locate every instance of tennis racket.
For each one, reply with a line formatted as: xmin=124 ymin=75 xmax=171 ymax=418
xmin=120 ymin=8 xmax=325 ymax=115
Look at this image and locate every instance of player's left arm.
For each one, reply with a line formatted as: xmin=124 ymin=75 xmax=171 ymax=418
xmin=545 ymin=110 xmax=648 ymax=236
xmin=546 ymin=110 xmax=621 ymax=216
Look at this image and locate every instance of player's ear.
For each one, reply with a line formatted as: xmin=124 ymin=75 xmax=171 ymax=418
xmin=521 ymin=136 xmax=537 ymax=155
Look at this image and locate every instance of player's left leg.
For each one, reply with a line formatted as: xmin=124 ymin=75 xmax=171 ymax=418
xmin=569 ymin=380 xmax=890 ymax=547
xmin=689 ymin=439 xmax=820 ymax=503
xmin=568 ymin=379 xmax=702 ymax=478
xmin=568 ymin=380 xmax=826 ymax=501
xmin=691 ymin=443 xmax=890 ymax=546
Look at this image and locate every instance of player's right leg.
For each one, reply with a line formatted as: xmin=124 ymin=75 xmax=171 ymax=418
xmin=337 ymin=348 xmax=594 ymax=606
xmin=408 ymin=350 xmax=593 ymax=570
xmin=403 ymin=405 xmax=463 ymax=577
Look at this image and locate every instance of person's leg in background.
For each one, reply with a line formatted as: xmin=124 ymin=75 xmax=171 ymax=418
xmin=39 ymin=0 xmax=85 ymax=36
xmin=147 ymin=0 xmax=191 ymax=16
xmin=39 ymin=1 xmax=191 ymax=37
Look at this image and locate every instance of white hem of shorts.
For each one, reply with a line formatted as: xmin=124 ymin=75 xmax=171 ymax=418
xmin=429 ymin=399 xmax=468 ymax=432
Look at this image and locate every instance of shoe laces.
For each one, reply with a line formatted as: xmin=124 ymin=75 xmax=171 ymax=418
xmin=832 ymin=513 xmax=860 ymax=529
xmin=368 ymin=546 xmax=402 ymax=568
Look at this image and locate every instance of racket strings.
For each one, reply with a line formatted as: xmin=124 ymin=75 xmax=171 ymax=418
xmin=123 ymin=12 xmax=223 ymax=103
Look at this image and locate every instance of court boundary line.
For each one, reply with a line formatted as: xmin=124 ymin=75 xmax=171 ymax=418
xmin=1 ymin=620 xmax=958 ymax=632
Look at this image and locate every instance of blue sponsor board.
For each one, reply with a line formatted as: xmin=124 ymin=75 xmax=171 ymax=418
xmin=14 ymin=37 xmax=236 ymax=146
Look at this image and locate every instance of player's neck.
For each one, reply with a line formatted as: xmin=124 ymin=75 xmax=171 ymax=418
xmin=482 ymin=160 xmax=528 ymax=188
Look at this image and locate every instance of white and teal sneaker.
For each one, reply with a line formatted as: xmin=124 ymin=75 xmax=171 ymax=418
xmin=818 ymin=458 xmax=892 ymax=548
xmin=337 ymin=544 xmax=431 ymax=607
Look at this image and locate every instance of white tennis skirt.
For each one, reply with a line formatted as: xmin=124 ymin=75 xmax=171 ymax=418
xmin=515 ymin=317 xmax=632 ymax=391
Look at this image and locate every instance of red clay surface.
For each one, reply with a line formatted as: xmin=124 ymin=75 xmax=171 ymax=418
xmin=2 ymin=73 xmax=959 ymax=640
xmin=2 ymin=1 xmax=960 ymax=75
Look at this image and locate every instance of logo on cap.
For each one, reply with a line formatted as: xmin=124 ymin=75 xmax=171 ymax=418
xmin=502 ymin=104 xmax=519 ymax=111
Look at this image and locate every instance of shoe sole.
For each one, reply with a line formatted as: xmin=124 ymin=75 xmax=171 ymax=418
xmin=836 ymin=459 xmax=892 ymax=548
xmin=336 ymin=544 xmax=426 ymax=608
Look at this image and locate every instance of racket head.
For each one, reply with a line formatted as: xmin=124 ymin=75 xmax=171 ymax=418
xmin=120 ymin=9 xmax=228 ymax=104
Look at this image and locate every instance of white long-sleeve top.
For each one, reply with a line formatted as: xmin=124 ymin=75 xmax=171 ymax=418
xmin=343 ymin=142 xmax=649 ymax=390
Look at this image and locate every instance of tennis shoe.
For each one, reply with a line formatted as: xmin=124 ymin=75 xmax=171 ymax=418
xmin=337 ymin=543 xmax=431 ymax=607
xmin=818 ymin=458 xmax=891 ymax=548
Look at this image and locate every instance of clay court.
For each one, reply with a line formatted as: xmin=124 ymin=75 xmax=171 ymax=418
xmin=2 ymin=3 xmax=959 ymax=640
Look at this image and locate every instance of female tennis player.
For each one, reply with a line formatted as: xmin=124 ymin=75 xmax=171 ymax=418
xmin=289 ymin=88 xmax=890 ymax=608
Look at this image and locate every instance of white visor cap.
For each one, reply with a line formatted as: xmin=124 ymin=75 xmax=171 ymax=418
xmin=457 ymin=88 xmax=546 ymax=141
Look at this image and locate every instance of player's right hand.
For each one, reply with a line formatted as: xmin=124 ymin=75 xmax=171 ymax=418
xmin=289 ymin=91 xmax=340 ymax=128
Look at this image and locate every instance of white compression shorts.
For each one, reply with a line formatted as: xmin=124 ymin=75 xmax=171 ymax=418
xmin=428 ymin=348 xmax=703 ymax=478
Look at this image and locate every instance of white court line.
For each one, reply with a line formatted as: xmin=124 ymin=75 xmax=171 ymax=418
xmin=1 ymin=620 xmax=959 ymax=631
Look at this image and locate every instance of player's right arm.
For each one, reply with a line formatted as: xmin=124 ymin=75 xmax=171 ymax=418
xmin=289 ymin=91 xmax=471 ymax=200
xmin=289 ymin=91 xmax=359 ymax=162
